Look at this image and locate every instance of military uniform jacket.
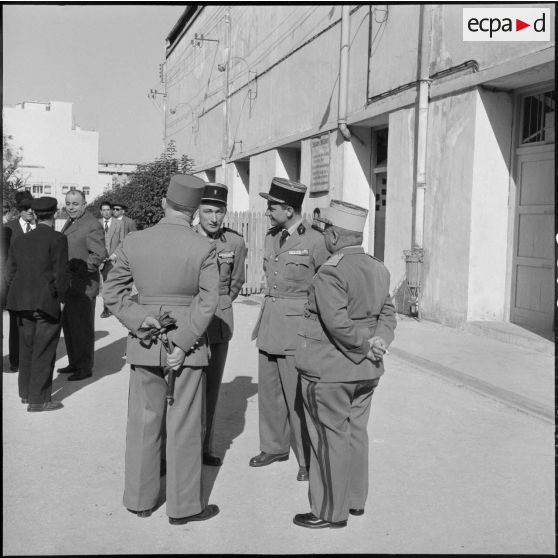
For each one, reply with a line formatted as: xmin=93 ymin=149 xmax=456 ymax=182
xmin=102 ymin=217 xmax=219 ymax=367
xmin=194 ymin=225 xmax=247 ymax=344
xmin=252 ymin=219 xmax=330 ymax=355
xmin=61 ymin=211 xmax=107 ymax=299
xmin=295 ymin=246 xmax=396 ymax=382
xmin=5 ymin=224 xmax=69 ymax=320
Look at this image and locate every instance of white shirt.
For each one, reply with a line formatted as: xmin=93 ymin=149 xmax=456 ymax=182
xmin=19 ymin=217 xmax=36 ymax=233
xmin=103 ymin=217 xmax=112 ymax=229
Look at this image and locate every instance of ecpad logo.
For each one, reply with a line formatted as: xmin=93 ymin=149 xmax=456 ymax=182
xmin=463 ymin=8 xmax=550 ymax=41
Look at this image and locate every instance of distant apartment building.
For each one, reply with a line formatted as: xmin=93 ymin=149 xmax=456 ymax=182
xmin=164 ymin=5 xmax=555 ymax=337
xmin=3 ymin=101 xmax=101 ymax=208
xmin=98 ymin=162 xmax=138 ymax=192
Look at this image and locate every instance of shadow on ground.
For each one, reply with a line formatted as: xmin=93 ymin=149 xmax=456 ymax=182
xmin=201 ymin=375 xmax=258 ymax=503
xmin=51 ymin=335 xmax=127 ymax=401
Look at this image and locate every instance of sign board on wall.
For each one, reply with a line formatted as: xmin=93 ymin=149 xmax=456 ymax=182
xmin=310 ymin=133 xmax=330 ymax=193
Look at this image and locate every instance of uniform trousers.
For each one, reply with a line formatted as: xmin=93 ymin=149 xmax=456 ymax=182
xmin=258 ymin=351 xmax=309 ymax=468
xmin=9 ymin=310 xmax=20 ymax=368
xmin=17 ymin=311 xmax=62 ymax=403
xmin=124 ymin=364 xmax=204 ymax=518
xmin=301 ymin=375 xmax=380 ymax=523
xmin=203 ymin=342 xmax=228 ymax=454
xmin=61 ymin=292 xmax=96 ymax=372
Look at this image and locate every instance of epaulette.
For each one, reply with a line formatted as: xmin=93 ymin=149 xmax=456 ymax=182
xmin=297 ymin=223 xmax=306 ymax=235
xmin=322 ymin=252 xmax=344 ymax=267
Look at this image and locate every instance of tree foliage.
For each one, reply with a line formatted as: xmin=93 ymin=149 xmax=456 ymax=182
xmin=2 ymin=133 xmax=26 ymax=212
xmin=88 ymin=141 xmax=194 ymax=229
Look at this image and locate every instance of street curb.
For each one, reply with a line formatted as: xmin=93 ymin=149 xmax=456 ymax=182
xmin=390 ymin=347 xmax=554 ymax=424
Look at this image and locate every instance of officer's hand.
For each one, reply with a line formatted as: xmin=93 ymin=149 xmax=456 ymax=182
xmin=138 ymin=316 xmax=161 ymax=335
xmin=167 ymin=345 xmax=186 ymax=370
xmin=368 ymin=336 xmax=388 ymax=361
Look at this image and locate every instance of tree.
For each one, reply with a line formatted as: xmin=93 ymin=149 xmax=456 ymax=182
xmin=2 ymin=133 xmax=26 ymax=210
xmin=88 ymin=141 xmax=194 ymax=230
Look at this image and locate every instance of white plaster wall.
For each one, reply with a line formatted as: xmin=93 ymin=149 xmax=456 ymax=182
xmin=384 ymin=108 xmax=416 ymax=294
xmin=248 ymin=150 xmax=283 ymax=213
xmin=230 ymin=162 xmax=250 ymax=212
xmin=467 ymin=89 xmax=513 ymax=321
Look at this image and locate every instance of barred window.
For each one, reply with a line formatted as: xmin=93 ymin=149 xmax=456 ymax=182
xmin=521 ymin=90 xmax=555 ymax=144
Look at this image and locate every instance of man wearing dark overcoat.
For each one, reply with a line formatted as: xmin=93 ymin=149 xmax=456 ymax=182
xmin=5 ymin=197 xmax=69 ymax=411
xmin=99 ymin=200 xmax=125 ymax=318
xmin=293 ymin=200 xmax=397 ymax=529
xmin=194 ymin=182 xmax=247 ymax=466
xmin=4 ymin=190 xmax=35 ymax=372
xmin=58 ymin=190 xmax=107 ymax=381
xmin=250 ymin=177 xmax=330 ymax=481
xmin=103 ymin=174 xmax=220 ymax=525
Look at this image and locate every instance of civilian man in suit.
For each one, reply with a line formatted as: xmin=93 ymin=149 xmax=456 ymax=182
xmin=5 ymin=197 xmax=69 ymax=411
xmin=4 ymin=190 xmax=35 ymax=371
xmin=293 ymin=200 xmax=396 ymax=529
xmin=58 ymin=190 xmax=107 ymax=381
xmin=99 ymin=201 xmax=125 ymax=318
xmin=194 ymin=183 xmax=247 ymax=466
xmin=112 ymin=201 xmax=137 ymax=235
xmin=103 ymin=174 xmax=220 ymax=525
xmin=250 ymin=177 xmax=330 ymax=482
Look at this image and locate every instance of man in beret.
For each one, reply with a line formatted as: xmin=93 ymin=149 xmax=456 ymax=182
xmin=4 ymin=190 xmax=36 ymax=372
xmin=103 ymin=174 xmax=220 ymax=525
xmin=98 ymin=201 xmax=125 ymax=318
xmin=5 ymin=197 xmax=69 ymax=411
xmin=112 ymin=201 xmax=137 ymax=236
xmin=58 ymin=190 xmax=107 ymax=381
xmin=194 ymin=182 xmax=247 ymax=466
xmin=250 ymin=177 xmax=330 ymax=482
xmin=293 ymin=200 xmax=396 ymax=529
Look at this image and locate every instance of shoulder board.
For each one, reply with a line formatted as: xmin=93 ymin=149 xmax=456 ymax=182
xmin=322 ymin=252 xmax=344 ymax=267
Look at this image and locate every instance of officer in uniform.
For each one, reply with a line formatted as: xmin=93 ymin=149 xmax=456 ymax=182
xmin=250 ymin=177 xmax=330 ymax=481
xmin=292 ymin=200 xmax=396 ymax=529
xmin=5 ymin=197 xmax=69 ymax=411
xmin=195 ymin=183 xmax=247 ymax=467
xmin=103 ymin=174 xmax=220 ymax=525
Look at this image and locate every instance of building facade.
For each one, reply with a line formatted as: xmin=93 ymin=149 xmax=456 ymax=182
xmin=164 ymin=4 xmax=554 ymax=337
xmin=98 ymin=162 xmax=138 ymax=192
xmin=3 ymin=101 xmax=101 ymax=208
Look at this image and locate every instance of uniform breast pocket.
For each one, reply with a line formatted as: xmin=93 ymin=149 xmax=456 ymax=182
xmin=285 ymin=257 xmax=310 ymax=281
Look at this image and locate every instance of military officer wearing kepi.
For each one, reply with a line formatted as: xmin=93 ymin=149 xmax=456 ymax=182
xmin=103 ymin=174 xmax=220 ymax=525
xmin=194 ymin=182 xmax=247 ymax=467
xmin=293 ymin=200 xmax=396 ymax=529
xmin=250 ymin=177 xmax=330 ymax=481
xmin=5 ymin=197 xmax=69 ymax=412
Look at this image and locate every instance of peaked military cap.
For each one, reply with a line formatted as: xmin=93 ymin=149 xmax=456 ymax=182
xmin=315 ymin=199 xmax=368 ymax=233
xmin=201 ymin=182 xmax=228 ymax=205
xmin=31 ymin=196 xmax=57 ymax=213
xmin=166 ymin=174 xmax=206 ymax=209
xmin=259 ymin=177 xmax=306 ymax=208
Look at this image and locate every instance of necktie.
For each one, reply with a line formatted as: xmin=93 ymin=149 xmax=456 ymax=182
xmin=104 ymin=220 xmax=109 ymax=233
xmin=279 ymin=229 xmax=289 ymax=248
xmin=25 ymin=223 xmax=31 ymax=233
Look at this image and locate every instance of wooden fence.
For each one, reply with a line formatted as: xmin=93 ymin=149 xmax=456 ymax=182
xmin=224 ymin=211 xmax=312 ymax=296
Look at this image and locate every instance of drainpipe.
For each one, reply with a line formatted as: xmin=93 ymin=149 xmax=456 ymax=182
xmin=221 ymin=8 xmax=231 ymax=181
xmin=414 ymin=4 xmax=432 ymax=249
xmin=338 ymin=5 xmax=352 ymax=142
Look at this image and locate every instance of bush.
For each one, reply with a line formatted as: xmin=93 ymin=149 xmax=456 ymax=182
xmin=89 ymin=142 xmax=194 ymax=230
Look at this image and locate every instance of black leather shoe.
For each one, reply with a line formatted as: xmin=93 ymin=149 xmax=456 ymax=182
xmin=127 ymin=508 xmax=152 ymax=518
xmin=249 ymin=451 xmax=289 ymax=467
xmin=293 ymin=512 xmax=347 ymax=529
xmin=349 ymin=508 xmax=364 ymax=516
xmin=27 ymin=401 xmax=63 ymax=412
xmin=57 ymin=365 xmax=77 ymax=374
xmin=203 ymin=453 xmax=222 ymax=466
xmin=297 ymin=466 xmax=309 ymax=481
xmin=169 ymin=504 xmax=219 ymax=525
xmin=21 ymin=397 xmax=28 ymax=404
xmin=100 ymin=308 xmax=112 ymax=318
xmin=68 ymin=370 xmax=93 ymax=381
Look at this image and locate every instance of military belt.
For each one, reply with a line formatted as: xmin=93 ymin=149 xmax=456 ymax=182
xmin=263 ymin=290 xmax=308 ymax=299
xmin=138 ymin=294 xmax=194 ymax=306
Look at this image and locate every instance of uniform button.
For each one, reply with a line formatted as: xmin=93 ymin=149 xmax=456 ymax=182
xmin=273 ymin=285 xmax=277 ymax=289
xmin=272 ymin=298 xmax=276 ymax=302
xmin=274 ymin=271 xmax=278 ymax=275
xmin=275 ymin=257 xmax=278 ymax=262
